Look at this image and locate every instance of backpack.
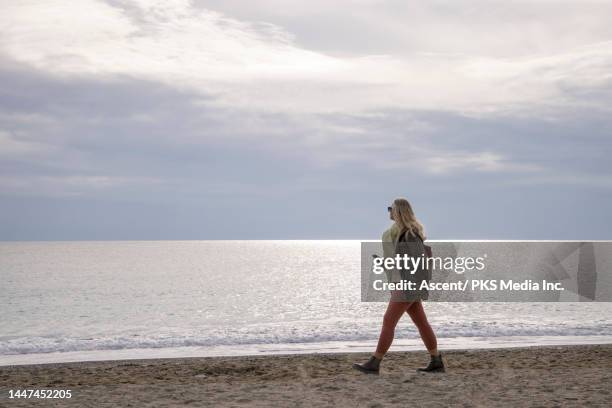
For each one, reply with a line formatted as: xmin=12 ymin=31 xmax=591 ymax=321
xmin=396 ymin=228 xmax=433 ymax=259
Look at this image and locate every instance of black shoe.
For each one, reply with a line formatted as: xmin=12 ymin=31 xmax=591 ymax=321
xmin=417 ymin=352 xmax=445 ymax=373
xmin=352 ymin=356 xmax=381 ymax=374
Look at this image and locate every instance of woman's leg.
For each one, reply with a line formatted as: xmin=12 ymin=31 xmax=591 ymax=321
xmin=373 ymin=301 xmax=412 ymax=359
xmin=406 ymin=301 xmax=438 ymax=356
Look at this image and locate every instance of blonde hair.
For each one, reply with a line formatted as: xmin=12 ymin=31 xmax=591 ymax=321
xmin=392 ymin=198 xmax=426 ymax=240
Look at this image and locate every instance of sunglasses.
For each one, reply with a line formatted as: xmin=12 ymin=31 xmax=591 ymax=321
xmin=387 ymin=206 xmax=393 ymax=212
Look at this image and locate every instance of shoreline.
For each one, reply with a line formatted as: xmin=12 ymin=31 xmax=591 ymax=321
xmin=1 ymin=344 xmax=611 ymax=407
xmin=3 ymin=334 xmax=612 ymax=367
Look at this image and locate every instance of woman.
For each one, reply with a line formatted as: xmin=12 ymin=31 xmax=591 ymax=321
xmin=353 ymin=198 xmax=445 ymax=374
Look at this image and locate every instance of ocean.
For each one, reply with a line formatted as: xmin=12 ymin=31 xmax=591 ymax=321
xmin=1 ymin=240 xmax=611 ymax=366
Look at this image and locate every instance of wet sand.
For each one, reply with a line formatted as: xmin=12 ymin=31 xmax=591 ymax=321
xmin=1 ymin=344 xmax=611 ymax=407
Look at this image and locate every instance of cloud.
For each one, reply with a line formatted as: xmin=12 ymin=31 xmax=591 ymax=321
xmin=1 ymin=0 xmax=612 ymax=115
xmin=378 ymin=150 xmax=543 ymax=175
xmin=196 ymin=1 xmax=612 ymax=57
xmin=0 ymin=1 xmax=363 ymax=88
xmin=1 ymin=60 xmax=610 ymax=188
xmin=1 ymin=1 xmax=612 ymax=239
xmin=0 ymin=174 xmax=166 ymax=198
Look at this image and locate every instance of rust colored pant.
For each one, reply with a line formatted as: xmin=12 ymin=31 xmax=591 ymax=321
xmin=375 ymin=300 xmax=437 ymax=356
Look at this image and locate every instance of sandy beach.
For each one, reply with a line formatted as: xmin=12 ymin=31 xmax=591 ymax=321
xmin=1 ymin=344 xmax=610 ymax=407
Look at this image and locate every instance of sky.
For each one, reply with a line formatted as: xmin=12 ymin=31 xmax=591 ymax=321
xmin=1 ymin=0 xmax=611 ymax=240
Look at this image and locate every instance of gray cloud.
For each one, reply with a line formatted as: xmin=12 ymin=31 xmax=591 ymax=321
xmin=1 ymin=1 xmax=611 ymax=240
